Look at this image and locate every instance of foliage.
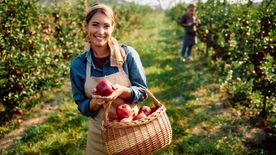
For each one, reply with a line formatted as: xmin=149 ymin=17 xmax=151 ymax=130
xmin=168 ymin=0 xmax=276 ymax=118
xmin=199 ymin=0 xmax=275 ymax=117
xmin=0 ymin=0 xmax=84 ymax=120
xmin=165 ymin=3 xmax=186 ymax=25
xmin=113 ymin=3 xmax=153 ymax=40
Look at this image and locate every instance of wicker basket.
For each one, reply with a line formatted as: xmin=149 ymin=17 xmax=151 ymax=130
xmin=102 ymin=88 xmax=172 ymax=155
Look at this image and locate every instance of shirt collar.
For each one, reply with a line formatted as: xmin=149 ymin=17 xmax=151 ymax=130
xmin=84 ymin=49 xmax=96 ymax=69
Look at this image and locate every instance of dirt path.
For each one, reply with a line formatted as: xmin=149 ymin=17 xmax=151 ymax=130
xmin=0 ymin=82 xmax=71 ymax=153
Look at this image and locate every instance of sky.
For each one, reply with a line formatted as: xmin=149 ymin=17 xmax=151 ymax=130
xmin=125 ymin=0 xmax=263 ymax=9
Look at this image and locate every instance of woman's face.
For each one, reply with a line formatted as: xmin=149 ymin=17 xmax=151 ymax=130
xmin=86 ymin=12 xmax=113 ymax=47
xmin=188 ymin=7 xmax=195 ymax=15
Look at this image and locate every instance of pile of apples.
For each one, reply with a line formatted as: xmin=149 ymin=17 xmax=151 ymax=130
xmin=95 ymin=80 xmax=157 ymax=123
xmin=114 ymin=104 xmax=157 ymax=123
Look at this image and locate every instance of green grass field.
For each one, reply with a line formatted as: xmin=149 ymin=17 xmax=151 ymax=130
xmin=1 ymin=11 xmax=272 ymax=155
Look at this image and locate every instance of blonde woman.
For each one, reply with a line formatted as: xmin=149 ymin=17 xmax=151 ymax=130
xmin=70 ymin=3 xmax=147 ymax=154
xmin=180 ymin=3 xmax=198 ymax=61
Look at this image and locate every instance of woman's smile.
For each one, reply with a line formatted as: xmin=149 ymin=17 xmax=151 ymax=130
xmin=87 ymin=12 xmax=113 ymax=47
xmin=94 ymin=35 xmax=106 ymax=42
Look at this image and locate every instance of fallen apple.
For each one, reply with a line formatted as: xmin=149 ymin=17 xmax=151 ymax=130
xmin=139 ymin=106 xmax=151 ymax=116
xmin=133 ymin=112 xmax=147 ymax=120
xmin=96 ymin=80 xmax=114 ymax=96
xmin=116 ymin=103 xmax=133 ymax=119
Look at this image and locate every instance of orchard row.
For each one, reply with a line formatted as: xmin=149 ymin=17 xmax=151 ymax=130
xmin=168 ymin=0 xmax=275 ymax=118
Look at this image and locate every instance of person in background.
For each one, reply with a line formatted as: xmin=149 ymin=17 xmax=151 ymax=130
xmin=180 ymin=3 xmax=198 ymax=62
xmin=70 ymin=3 xmax=147 ymax=154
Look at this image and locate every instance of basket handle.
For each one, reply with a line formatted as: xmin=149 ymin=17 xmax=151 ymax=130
xmin=103 ymin=87 xmax=162 ymax=126
xmin=138 ymin=87 xmax=162 ymax=107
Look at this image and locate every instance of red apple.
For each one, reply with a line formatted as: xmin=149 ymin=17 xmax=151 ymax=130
xmin=120 ymin=116 xmax=133 ymax=122
xmin=16 ymin=83 xmax=24 ymax=92
xmin=139 ymin=106 xmax=151 ymax=116
xmin=116 ymin=103 xmax=133 ymax=119
xmin=14 ymin=67 xmax=21 ymax=75
xmin=96 ymin=80 xmax=114 ymax=96
xmin=133 ymin=112 xmax=147 ymax=120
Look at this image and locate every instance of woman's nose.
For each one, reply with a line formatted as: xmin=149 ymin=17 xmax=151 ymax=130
xmin=98 ymin=26 xmax=104 ymax=34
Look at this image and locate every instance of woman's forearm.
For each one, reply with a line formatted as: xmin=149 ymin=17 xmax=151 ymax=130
xmin=118 ymin=86 xmax=132 ymax=99
xmin=129 ymin=86 xmax=147 ymax=103
xmin=89 ymin=99 xmax=102 ymax=111
xmin=182 ymin=23 xmax=190 ymax=27
xmin=182 ymin=23 xmax=193 ymax=27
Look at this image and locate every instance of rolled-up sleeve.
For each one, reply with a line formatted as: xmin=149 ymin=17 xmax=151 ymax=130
xmin=70 ymin=58 xmax=96 ymax=117
xmin=124 ymin=46 xmax=147 ymax=103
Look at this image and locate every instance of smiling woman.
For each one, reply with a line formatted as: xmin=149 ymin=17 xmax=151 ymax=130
xmin=69 ymin=3 xmax=147 ymax=155
xmin=85 ymin=5 xmax=114 ymax=50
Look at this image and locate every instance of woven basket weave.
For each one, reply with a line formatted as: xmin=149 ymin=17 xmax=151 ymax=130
xmin=102 ymin=88 xmax=172 ymax=155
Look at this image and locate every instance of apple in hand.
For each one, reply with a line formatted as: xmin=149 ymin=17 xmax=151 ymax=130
xmin=133 ymin=112 xmax=147 ymax=120
xmin=139 ymin=106 xmax=151 ymax=116
xmin=116 ymin=103 xmax=133 ymax=119
xmin=96 ymin=80 xmax=114 ymax=96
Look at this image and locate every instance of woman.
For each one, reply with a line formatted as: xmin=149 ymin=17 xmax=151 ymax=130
xmin=180 ymin=3 xmax=198 ymax=61
xmin=69 ymin=3 xmax=147 ymax=154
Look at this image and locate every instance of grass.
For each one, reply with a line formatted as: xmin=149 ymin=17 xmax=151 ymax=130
xmin=4 ymin=94 xmax=87 ymax=155
xmin=0 ymin=83 xmax=71 ymax=138
xmin=2 ymin=11 xmax=273 ymax=155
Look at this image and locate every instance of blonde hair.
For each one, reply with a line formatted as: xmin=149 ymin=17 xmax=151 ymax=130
xmin=85 ymin=3 xmax=115 ymax=26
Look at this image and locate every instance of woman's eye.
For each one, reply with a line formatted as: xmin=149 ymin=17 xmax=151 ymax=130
xmin=92 ymin=24 xmax=98 ymax=27
xmin=104 ymin=25 xmax=110 ymax=28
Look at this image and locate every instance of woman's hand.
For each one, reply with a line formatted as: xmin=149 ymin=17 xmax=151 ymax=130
xmin=101 ymin=84 xmax=132 ymax=102
xmin=89 ymin=89 xmax=106 ymax=111
xmin=187 ymin=22 xmax=193 ymax=26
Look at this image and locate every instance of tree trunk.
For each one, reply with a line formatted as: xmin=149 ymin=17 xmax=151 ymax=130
xmin=259 ymin=95 xmax=267 ymax=117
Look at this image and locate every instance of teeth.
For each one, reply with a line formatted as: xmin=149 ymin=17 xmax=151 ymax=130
xmin=96 ymin=36 xmax=104 ymax=40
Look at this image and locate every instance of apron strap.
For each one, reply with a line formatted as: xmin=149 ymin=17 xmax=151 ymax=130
xmin=86 ymin=62 xmax=91 ymax=79
xmin=117 ymin=66 xmax=124 ymax=73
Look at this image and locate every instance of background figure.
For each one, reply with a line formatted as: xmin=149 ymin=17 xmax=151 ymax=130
xmin=180 ymin=3 xmax=198 ymax=62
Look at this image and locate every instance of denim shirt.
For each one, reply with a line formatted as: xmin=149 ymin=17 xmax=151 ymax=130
xmin=70 ymin=45 xmax=147 ymax=117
